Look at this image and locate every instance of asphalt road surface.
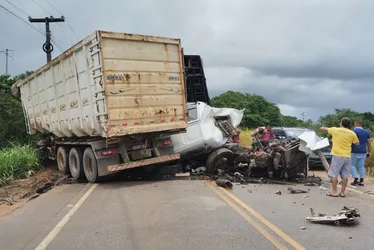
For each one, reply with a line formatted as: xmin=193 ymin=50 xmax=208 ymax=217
xmin=1 ymin=172 xmax=374 ymax=250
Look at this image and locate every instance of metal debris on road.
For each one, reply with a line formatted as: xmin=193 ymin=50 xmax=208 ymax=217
xmin=288 ymin=187 xmax=309 ymax=194
xmin=300 ymin=226 xmax=306 ymax=230
xmin=306 ymin=206 xmax=360 ymax=225
xmin=276 ymin=191 xmax=282 ymax=195
xmin=216 ymin=179 xmax=233 ymax=189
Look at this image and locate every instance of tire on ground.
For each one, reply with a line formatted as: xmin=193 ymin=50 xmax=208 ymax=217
xmin=83 ymin=147 xmax=100 ymax=183
xmin=69 ymin=147 xmax=85 ymax=180
xmin=205 ymin=148 xmax=235 ymax=174
xmin=56 ymin=146 xmax=70 ymax=175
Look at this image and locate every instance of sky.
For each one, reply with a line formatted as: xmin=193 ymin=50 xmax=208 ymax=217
xmin=1 ymin=0 xmax=373 ymax=121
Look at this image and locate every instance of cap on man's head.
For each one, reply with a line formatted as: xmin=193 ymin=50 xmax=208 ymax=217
xmin=340 ymin=117 xmax=351 ymax=128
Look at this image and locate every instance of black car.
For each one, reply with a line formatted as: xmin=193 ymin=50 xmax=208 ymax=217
xmin=271 ymin=127 xmax=332 ymax=170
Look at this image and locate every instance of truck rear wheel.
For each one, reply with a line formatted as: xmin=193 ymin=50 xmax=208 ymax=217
xmin=83 ymin=147 xmax=100 ymax=183
xmin=69 ymin=148 xmax=85 ymax=180
xmin=56 ymin=146 xmax=70 ymax=175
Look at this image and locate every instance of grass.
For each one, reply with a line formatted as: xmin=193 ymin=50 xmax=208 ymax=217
xmin=0 ymin=144 xmax=40 ymax=186
xmin=239 ymin=128 xmax=253 ymax=147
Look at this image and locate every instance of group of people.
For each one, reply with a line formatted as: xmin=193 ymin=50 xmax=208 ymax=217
xmin=251 ymin=119 xmax=371 ymax=198
xmin=321 ymin=118 xmax=371 ymax=197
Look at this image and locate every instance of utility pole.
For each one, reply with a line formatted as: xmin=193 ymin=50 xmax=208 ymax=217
xmin=29 ymin=16 xmax=65 ymax=62
xmin=300 ymin=112 xmax=306 ymax=122
xmin=0 ymin=49 xmax=14 ymax=74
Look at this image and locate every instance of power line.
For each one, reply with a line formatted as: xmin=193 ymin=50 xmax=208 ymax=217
xmin=0 ymin=4 xmax=63 ymax=55
xmin=0 ymin=4 xmax=45 ymax=35
xmin=31 ymin=0 xmax=73 ymax=45
xmin=3 ymin=0 xmax=45 ymax=34
xmin=31 ymin=0 xmax=53 ymax=16
xmin=43 ymin=0 xmax=79 ymax=40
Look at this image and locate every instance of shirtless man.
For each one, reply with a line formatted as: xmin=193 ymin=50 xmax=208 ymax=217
xmin=320 ymin=117 xmax=359 ymax=197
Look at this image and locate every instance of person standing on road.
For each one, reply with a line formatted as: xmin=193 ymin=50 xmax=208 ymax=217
xmin=250 ymin=125 xmax=275 ymax=141
xmin=320 ymin=117 xmax=359 ymax=197
xmin=351 ymin=120 xmax=371 ymax=186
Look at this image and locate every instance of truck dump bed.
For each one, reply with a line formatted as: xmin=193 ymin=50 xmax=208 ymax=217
xmin=14 ymin=31 xmax=188 ymax=138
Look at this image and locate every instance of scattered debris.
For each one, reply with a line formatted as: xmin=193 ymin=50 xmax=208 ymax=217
xmin=306 ymin=206 xmax=360 ymax=225
xmin=288 ymin=187 xmax=309 ymax=194
xmin=303 ymin=195 xmax=309 ymax=198
xmin=300 ymin=226 xmax=306 ymax=230
xmin=0 ymin=168 xmax=72 ymax=207
xmin=216 ymin=179 xmax=233 ymax=189
xmin=293 ymin=201 xmax=297 ymax=204
xmin=276 ymin=191 xmax=282 ymax=195
xmin=349 ymin=237 xmax=353 ymax=239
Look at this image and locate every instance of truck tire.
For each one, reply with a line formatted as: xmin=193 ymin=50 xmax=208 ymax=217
xmin=56 ymin=147 xmax=70 ymax=175
xmin=83 ymin=147 xmax=100 ymax=183
xmin=206 ymin=148 xmax=235 ymax=174
xmin=69 ymin=148 xmax=85 ymax=180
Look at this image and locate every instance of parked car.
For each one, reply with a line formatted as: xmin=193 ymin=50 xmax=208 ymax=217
xmin=272 ymin=127 xmax=331 ymax=170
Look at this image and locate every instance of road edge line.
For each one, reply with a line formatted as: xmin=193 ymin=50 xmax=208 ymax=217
xmin=34 ymin=183 xmax=98 ymax=250
xmin=216 ymin=182 xmax=307 ymax=250
xmin=202 ymin=180 xmax=288 ymax=250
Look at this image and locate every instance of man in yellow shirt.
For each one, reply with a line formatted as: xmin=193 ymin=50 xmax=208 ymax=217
xmin=320 ymin=117 xmax=359 ymax=197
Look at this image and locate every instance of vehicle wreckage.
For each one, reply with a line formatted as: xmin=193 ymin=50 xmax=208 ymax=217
xmin=171 ymin=102 xmax=330 ymax=181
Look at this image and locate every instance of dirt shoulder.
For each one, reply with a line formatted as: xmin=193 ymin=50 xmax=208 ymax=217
xmin=0 ymin=168 xmax=71 ymax=216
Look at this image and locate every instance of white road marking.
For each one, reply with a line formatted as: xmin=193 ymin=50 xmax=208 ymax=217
xmin=34 ymin=184 xmax=98 ymax=250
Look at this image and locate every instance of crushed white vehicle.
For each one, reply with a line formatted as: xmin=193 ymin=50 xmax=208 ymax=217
xmin=170 ymin=102 xmax=244 ymax=173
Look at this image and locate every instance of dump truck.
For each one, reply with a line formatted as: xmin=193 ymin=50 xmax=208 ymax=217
xmin=12 ymin=30 xmax=188 ymax=183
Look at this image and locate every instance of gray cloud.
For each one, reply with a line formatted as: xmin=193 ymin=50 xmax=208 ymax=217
xmin=1 ymin=0 xmax=373 ymax=121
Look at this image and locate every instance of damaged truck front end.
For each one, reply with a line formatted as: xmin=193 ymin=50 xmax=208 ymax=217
xmin=170 ymin=102 xmax=244 ymax=173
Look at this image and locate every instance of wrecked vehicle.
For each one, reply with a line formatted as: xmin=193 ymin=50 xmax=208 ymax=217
xmin=231 ymin=136 xmax=309 ymax=179
xmin=170 ymin=102 xmax=244 ymax=173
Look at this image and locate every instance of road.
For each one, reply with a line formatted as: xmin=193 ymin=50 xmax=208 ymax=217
xmin=1 ymin=172 xmax=374 ymax=250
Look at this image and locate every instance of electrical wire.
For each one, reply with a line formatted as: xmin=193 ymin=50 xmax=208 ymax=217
xmin=0 ymin=4 xmax=45 ymax=35
xmin=0 ymin=4 xmax=62 ymax=53
xmin=43 ymin=0 xmax=79 ymax=40
xmin=4 ymin=0 xmax=45 ymax=34
xmin=30 ymin=0 xmax=73 ymax=46
xmin=31 ymin=0 xmax=53 ymax=16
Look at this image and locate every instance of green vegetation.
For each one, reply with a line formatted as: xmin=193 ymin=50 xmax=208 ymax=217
xmin=212 ymin=91 xmax=374 ymax=176
xmin=0 ymin=144 xmax=40 ymax=186
xmin=0 ymin=72 xmax=41 ymax=185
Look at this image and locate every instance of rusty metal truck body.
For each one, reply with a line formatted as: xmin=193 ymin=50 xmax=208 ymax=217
xmin=13 ymin=30 xmax=188 ymax=183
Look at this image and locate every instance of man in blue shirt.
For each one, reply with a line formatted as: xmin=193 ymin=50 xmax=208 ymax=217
xmin=351 ymin=120 xmax=371 ymax=186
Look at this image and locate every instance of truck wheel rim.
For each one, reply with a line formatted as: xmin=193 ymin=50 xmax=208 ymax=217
xmin=85 ymin=157 xmax=93 ymax=176
xmin=70 ymin=154 xmax=78 ymax=174
xmin=57 ymin=151 xmax=64 ymax=170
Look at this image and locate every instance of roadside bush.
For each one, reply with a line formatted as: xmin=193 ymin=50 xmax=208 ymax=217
xmin=0 ymin=144 xmax=40 ymax=186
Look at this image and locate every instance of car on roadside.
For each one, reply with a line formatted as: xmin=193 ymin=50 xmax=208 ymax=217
xmin=271 ymin=127 xmax=331 ymax=170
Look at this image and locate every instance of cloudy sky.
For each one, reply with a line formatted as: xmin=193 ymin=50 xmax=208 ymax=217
xmin=1 ymin=0 xmax=373 ymax=121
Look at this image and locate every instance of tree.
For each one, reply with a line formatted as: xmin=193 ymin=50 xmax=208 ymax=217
xmin=211 ymin=91 xmax=287 ymax=128
xmin=0 ymin=73 xmax=34 ymax=148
